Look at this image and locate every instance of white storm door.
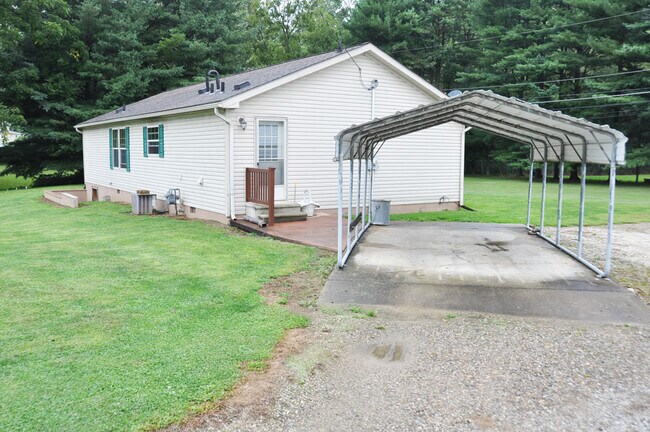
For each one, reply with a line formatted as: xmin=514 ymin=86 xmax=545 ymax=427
xmin=256 ymin=120 xmax=286 ymax=201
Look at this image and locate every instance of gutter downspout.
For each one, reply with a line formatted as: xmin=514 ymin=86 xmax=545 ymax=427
xmin=214 ymin=108 xmax=236 ymax=220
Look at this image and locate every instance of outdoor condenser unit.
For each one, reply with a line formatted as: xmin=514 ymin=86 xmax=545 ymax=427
xmin=132 ymin=190 xmax=156 ymax=215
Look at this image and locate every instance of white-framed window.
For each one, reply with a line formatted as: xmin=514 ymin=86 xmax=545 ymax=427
xmin=256 ymin=119 xmax=286 ymax=190
xmin=257 ymin=120 xmax=283 ymax=162
xmin=146 ymin=126 xmax=160 ymax=155
xmin=143 ymin=124 xmax=164 ymax=158
xmin=112 ymin=127 xmax=127 ymax=169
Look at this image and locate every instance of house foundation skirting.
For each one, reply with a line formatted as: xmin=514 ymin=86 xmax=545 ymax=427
xmin=389 ymin=202 xmax=459 ymax=214
xmin=84 ymin=183 xmax=229 ymax=225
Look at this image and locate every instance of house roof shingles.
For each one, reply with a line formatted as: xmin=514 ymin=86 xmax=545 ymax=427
xmin=78 ymin=46 xmax=365 ymax=127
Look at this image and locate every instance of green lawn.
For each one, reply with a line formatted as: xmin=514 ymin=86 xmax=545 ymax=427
xmin=0 ymin=165 xmax=32 ymax=190
xmin=394 ymin=177 xmax=650 ymax=226
xmin=0 ymin=187 xmax=315 ymax=431
xmin=586 ymin=173 xmax=650 ymax=183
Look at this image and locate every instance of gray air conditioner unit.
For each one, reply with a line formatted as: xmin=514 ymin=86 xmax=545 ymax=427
xmin=132 ymin=191 xmax=156 ymax=215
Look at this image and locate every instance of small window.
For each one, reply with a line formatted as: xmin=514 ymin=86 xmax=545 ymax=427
xmin=147 ymin=126 xmax=160 ymax=155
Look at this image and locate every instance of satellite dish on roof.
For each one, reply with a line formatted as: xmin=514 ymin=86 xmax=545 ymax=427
xmin=447 ymin=89 xmax=463 ymax=98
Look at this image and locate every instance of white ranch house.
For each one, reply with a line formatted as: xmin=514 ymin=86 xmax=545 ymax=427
xmin=76 ymin=43 xmax=465 ymax=224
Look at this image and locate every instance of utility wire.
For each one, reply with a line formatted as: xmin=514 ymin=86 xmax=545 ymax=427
xmin=343 ymin=45 xmax=378 ymax=91
xmin=390 ymin=8 xmax=648 ymax=54
xmin=446 ymin=69 xmax=650 ymax=91
xmin=560 ymin=100 xmax=650 ymax=110
xmin=532 ymin=90 xmax=650 ymax=104
xmin=587 ymin=112 xmax=646 ymax=121
xmin=533 ymin=86 xmax=650 ymax=101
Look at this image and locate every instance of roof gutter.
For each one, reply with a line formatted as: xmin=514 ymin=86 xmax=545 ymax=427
xmin=75 ymin=102 xmax=229 ymax=129
xmin=213 ymin=108 xmax=236 ymax=220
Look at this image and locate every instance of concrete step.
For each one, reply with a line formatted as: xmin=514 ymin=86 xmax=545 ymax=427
xmin=245 ymin=201 xmax=303 ymax=217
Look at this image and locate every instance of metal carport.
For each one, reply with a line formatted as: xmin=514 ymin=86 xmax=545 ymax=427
xmin=334 ymin=90 xmax=627 ymax=276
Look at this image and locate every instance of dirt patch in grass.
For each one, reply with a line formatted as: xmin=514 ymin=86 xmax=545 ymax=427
xmin=163 ymin=327 xmax=310 ymax=432
xmin=163 ymin=249 xmax=336 ymax=431
xmin=259 ymin=248 xmax=335 ymax=311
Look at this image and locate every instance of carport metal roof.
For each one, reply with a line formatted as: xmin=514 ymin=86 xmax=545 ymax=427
xmin=334 ymin=90 xmax=628 ymax=278
xmin=336 ymin=90 xmax=626 ymax=165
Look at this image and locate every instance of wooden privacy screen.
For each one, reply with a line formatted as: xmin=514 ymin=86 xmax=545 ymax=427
xmin=245 ymin=167 xmax=275 ymax=226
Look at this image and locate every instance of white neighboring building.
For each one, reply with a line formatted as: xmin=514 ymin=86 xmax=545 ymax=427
xmin=1 ymin=129 xmax=22 ymax=147
xmin=75 ymin=43 xmax=465 ymax=224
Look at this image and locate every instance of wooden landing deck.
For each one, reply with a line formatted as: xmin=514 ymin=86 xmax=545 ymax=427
xmin=230 ymin=210 xmax=340 ymax=252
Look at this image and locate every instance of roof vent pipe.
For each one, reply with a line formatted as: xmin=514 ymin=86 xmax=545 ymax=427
xmin=198 ymin=70 xmax=221 ymax=95
xmin=207 ymin=70 xmax=220 ymax=93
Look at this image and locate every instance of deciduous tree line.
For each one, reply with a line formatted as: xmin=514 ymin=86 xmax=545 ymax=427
xmin=1 ymin=0 xmax=648 ymax=183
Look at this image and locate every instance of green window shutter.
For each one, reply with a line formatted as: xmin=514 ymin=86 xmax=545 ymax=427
xmin=109 ymin=128 xmax=113 ymax=170
xmin=125 ymin=127 xmax=131 ymax=172
xmin=159 ymin=124 xmax=164 ymax=158
xmin=143 ymin=126 xmax=148 ymax=157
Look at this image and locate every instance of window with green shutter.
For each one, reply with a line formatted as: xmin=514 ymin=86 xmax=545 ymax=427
xmin=143 ymin=126 xmax=148 ymax=157
xmin=144 ymin=124 xmax=164 ymax=158
xmin=109 ymin=128 xmax=114 ymax=169
xmin=125 ymin=127 xmax=130 ymax=172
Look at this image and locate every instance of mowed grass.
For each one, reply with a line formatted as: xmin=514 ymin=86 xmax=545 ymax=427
xmin=587 ymin=173 xmax=650 ymax=183
xmin=0 ymin=165 xmax=32 ymax=190
xmin=0 ymin=187 xmax=315 ymax=431
xmin=394 ymin=176 xmax=650 ymax=226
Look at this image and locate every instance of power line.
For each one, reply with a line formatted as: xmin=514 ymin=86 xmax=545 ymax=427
xmin=587 ymin=112 xmax=646 ymax=121
xmin=446 ymin=69 xmax=650 ymax=91
xmin=532 ymin=90 xmax=650 ymax=104
xmin=533 ymin=86 xmax=650 ymax=101
xmin=560 ymin=100 xmax=650 ymax=110
xmin=391 ymin=8 xmax=649 ymax=54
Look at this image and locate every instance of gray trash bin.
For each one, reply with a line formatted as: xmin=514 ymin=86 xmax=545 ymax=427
xmin=372 ymin=199 xmax=391 ymax=225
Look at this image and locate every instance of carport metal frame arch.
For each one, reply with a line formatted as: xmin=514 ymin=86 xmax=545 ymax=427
xmin=334 ymin=90 xmax=627 ymax=277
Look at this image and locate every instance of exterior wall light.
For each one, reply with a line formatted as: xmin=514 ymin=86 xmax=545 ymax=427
xmin=238 ymin=117 xmax=247 ymax=131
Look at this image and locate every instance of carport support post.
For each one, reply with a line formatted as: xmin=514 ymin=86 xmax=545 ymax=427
xmin=356 ymin=149 xmax=362 ymax=241
xmin=348 ymin=145 xmax=354 ymax=254
xmin=604 ymin=149 xmax=617 ymax=277
xmin=526 ymin=145 xmax=534 ymax=229
xmin=577 ymin=150 xmax=587 ymax=257
xmin=362 ymin=151 xmax=368 ymax=230
xmin=337 ymin=139 xmax=344 ymax=268
xmin=556 ymin=142 xmax=565 ymax=245
xmin=540 ymin=144 xmax=548 ymax=235
xmin=369 ymin=143 xmax=375 ymax=223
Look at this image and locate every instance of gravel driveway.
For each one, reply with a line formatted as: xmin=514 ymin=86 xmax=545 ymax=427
xmin=173 ymin=224 xmax=650 ymax=432
xmin=182 ymin=308 xmax=649 ymax=432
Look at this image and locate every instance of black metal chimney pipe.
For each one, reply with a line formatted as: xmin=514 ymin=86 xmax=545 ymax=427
xmin=206 ymin=70 xmax=220 ymax=93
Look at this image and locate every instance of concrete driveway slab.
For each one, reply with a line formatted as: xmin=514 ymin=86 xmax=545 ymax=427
xmin=320 ymin=222 xmax=649 ymax=325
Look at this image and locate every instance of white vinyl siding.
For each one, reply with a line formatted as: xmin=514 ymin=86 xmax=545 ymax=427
xmin=229 ymin=53 xmax=463 ymax=213
xmin=83 ymin=111 xmax=227 ymax=214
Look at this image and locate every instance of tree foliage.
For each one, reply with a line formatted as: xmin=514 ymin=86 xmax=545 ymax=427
xmin=1 ymin=0 xmax=648 ymax=180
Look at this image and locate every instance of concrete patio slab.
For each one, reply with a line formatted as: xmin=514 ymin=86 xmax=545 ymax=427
xmin=320 ymin=222 xmax=650 ymax=325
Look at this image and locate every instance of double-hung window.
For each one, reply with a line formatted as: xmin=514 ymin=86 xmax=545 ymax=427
xmin=111 ymin=127 xmax=128 ymax=169
xmin=143 ymin=124 xmax=165 ymax=158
